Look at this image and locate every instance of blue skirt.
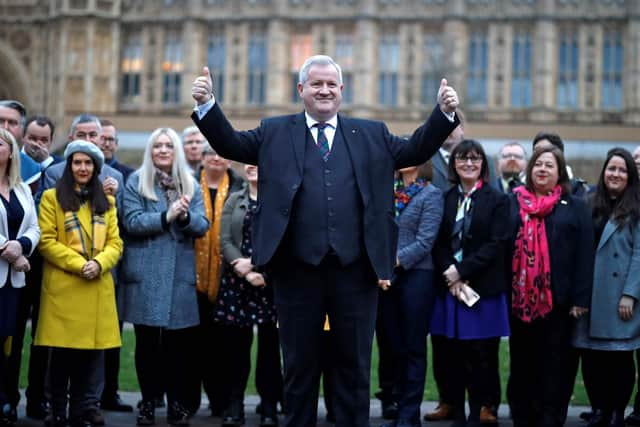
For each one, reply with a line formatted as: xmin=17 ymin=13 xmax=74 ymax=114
xmin=430 ymin=291 xmax=510 ymax=340
xmin=0 ymin=284 xmax=20 ymax=337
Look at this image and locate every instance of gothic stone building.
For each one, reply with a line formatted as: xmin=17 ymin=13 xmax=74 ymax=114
xmin=0 ymin=0 xmax=638 ymax=146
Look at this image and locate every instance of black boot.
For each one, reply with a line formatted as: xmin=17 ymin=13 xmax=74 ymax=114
xmin=167 ymin=402 xmax=190 ymax=426
xmin=221 ymin=400 xmax=245 ymax=427
xmin=587 ymin=409 xmax=611 ymax=427
xmin=136 ymin=401 xmax=156 ymax=426
xmin=259 ymin=400 xmax=278 ymax=427
xmin=610 ymin=409 xmax=625 ymax=427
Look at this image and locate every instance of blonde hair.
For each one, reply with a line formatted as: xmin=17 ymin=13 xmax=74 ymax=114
xmin=0 ymin=128 xmax=22 ymax=190
xmin=137 ymin=127 xmax=195 ymax=201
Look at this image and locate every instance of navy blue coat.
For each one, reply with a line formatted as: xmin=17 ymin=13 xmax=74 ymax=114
xmin=192 ymin=104 xmax=458 ymax=280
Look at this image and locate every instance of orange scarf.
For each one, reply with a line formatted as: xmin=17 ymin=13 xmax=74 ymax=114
xmin=195 ymin=172 xmax=230 ymax=302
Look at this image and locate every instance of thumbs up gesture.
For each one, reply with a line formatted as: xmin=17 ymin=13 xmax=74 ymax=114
xmin=192 ymin=66 xmax=214 ymax=105
xmin=437 ymin=78 xmax=459 ymax=114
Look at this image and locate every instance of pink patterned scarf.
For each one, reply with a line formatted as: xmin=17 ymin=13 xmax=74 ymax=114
xmin=511 ymin=185 xmax=562 ymax=322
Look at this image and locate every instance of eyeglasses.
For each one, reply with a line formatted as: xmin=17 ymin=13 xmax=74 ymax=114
xmin=501 ymin=153 xmax=525 ymax=160
xmin=455 ymin=155 xmax=482 ymax=164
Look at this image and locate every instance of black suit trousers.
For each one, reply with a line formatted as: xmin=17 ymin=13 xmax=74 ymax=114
xmin=271 ymin=255 xmax=378 ymax=427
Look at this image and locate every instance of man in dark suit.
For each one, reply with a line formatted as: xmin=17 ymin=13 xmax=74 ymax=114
xmin=493 ymin=141 xmax=527 ymax=194
xmin=191 ymin=55 xmax=459 ymax=427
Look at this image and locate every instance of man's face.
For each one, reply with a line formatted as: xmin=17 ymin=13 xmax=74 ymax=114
xmin=99 ymin=125 xmax=118 ymax=161
xmin=183 ymin=132 xmax=205 ymax=165
xmin=23 ymin=121 xmax=53 ymax=162
xmin=297 ymin=64 xmax=343 ymax=122
xmin=71 ymin=121 xmax=101 ymax=146
xmin=442 ymin=124 xmax=464 ymax=152
xmin=0 ymin=106 xmax=23 ymax=140
xmin=498 ymin=145 xmax=527 ymax=178
xmin=633 ymin=147 xmax=640 ymax=175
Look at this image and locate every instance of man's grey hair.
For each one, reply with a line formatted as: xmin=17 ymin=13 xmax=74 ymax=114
xmin=182 ymin=125 xmax=202 ymax=140
xmin=0 ymin=100 xmax=27 ymax=127
xmin=69 ymin=113 xmax=101 ymax=137
xmin=298 ymin=55 xmax=342 ymax=85
xmin=499 ymin=141 xmax=528 ymax=159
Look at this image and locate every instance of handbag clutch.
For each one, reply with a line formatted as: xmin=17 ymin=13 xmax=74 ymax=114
xmin=458 ymin=283 xmax=480 ymax=307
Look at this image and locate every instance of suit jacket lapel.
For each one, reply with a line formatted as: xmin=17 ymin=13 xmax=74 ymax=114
xmin=597 ymin=220 xmax=618 ymax=252
xmin=290 ymin=112 xmax=307 ymax=176
xmin=336 ymin=115 xmax=370 ymax=207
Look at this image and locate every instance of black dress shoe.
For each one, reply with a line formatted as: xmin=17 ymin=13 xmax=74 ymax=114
xmin=626 ymin=412 xmax=640 ymax=426
xmin=136 ymin=401 xmax=156 ymax=426
xmin=221 ymin=400 xmax=245 ymax=427
xmin=381 ymin=400 xmax=399 ymax=420
xmin=167 ymin=402 xmax=190 ymax=426
xmin=581 ymin=411 xmax=594 ymax=422
xmin=101 ymin=394 xmax=133 ymax=412
xmin=587 ymin=409 xmax=610 ymax=427
xmin=260 ymin=415 xmax=278 ymax=427
xmin=26 ymin=400 xmax=50 ymax=419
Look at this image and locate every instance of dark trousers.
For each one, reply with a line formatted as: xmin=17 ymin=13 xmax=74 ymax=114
xmin=102 ymin=322 xmax=123 ymax=401
xmin=184 ymin=294 xmax=228 ymax=414
xmin=216 ymin=323 xmax=282 ymax=407
xmin=634 ymin=350 xmax=640 ymax=413
xmin=375 ymin=290 xmax=396 ymax=403
xmin=508 ymin=309 xmax=578 ymax=427
xmin=50 ymin=348 xmax=103 ymax=423
xmin=6 ymin=264 xmax=48 ymax=408
xmin=380 ymin=269 xmax=437 ymax=423
xmin=133 ymin=325 xmax=194 ymax=407
xmin=320 ymin=330 xmax=335 ymax=418
xmin=438 ymin=336 xmax=501 ymax=420
xmin=582 ymin=349 xmax=635 ymax=413
xmin=272 ymin=255 xmax=378 ymax=427
xmin=0 ymin=337 xmax=8 ymax=407
xmin=431 ymin=334 xmax=455 ymax=405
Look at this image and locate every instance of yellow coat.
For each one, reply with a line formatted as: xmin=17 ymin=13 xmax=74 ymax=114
xmin=35 ymin=189 xmax=123 ymax=349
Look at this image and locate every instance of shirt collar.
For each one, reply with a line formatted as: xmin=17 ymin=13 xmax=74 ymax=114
xmin=305 ymin=112 xmax=338 ymax=130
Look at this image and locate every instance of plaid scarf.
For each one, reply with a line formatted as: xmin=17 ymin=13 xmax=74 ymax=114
xmin=194 ymin=172 xmax=230 ymax=302
xmin=451 ymin=180 xmax=483 ymax=262
xmin=511 ymin=185 xmax=561 ymax=322
xmin=63 ymin=203 xmax=107 ymax=260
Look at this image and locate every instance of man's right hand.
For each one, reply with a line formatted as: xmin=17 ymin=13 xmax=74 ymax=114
xmin=192 ymin=66 xmax=213 ymax=105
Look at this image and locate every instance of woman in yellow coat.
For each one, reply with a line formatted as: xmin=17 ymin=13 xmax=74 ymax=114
xmin=35 ymin=140 xmax=123 ymax=427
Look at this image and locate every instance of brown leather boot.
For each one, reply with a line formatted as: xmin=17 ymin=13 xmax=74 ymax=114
xmin=479 ymin=406 xmax=498 ymax=424
xmin=423 ymin=403 xmax=455 ymax=421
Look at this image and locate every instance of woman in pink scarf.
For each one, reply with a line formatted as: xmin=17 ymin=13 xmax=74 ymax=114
xmin=508 ymin=145 xmax=594 ymax=427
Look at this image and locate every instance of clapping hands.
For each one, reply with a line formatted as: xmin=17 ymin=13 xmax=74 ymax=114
xmin=166 ymin=195 xmax=191 ymax=223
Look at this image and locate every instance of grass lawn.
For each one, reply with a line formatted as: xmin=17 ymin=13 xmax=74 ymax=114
xmin=19 ymin=329 xmax=589 ymax=405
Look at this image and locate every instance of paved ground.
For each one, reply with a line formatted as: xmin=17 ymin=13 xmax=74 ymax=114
xmin=11 ymin=391 xmax=597 ymax=427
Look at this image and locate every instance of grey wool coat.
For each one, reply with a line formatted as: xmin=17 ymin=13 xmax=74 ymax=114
xmin=574 ymin=218 xmax=640 ymax=350
xmin=118 ymin=171 xmax=210 ymax=329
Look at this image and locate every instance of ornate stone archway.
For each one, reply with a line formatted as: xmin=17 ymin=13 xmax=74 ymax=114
xmin=0 ymin=39 xmax=31 ymax=105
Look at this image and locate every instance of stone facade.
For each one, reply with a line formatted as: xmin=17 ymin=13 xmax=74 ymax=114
xmin=0 ymin=0 xmax=638 ymax=143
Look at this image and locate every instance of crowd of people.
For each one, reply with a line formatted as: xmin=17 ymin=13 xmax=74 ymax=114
xmin=0 ymin=54 xmax=638 ymax=427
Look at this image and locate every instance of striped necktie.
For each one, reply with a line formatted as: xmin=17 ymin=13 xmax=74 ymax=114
xmin=314 ymin=123 xmax=330 ymax=162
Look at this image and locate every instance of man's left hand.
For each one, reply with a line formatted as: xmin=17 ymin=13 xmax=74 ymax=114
xmin=437 ymin=78 xmax=459 ymax=114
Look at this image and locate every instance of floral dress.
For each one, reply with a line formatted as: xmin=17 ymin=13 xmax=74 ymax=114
xmin=213 ymin=198 xmax=277 ymax=326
